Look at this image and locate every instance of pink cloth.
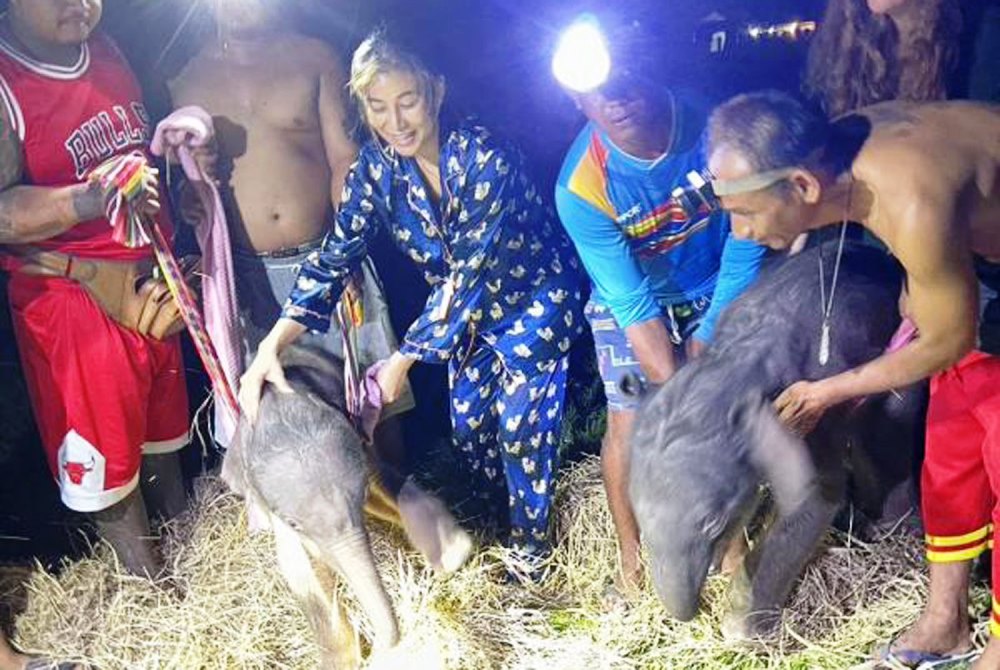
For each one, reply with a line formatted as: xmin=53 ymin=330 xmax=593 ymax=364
xmin=151 ymin=106 xmax=242 ymax=445
xmin=850 ymin=317 xmax=919 ymax=412
xmin=345 ymin=359 xmax=384 ymax=443
xmin=886 ymin=316 xmax=918 ymax=353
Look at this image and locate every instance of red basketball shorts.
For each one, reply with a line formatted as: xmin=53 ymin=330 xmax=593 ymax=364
xmin=8 ymin=274 xmax=189 ymax=513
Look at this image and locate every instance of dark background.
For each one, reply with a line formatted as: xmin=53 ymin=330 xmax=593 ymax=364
xmin=1 ymin=0 xmax=997 ymax=564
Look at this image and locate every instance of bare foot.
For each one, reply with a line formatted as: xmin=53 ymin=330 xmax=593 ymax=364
xmin=601 ymin=564 xmax=643 ymax=612
xmin=878 ymin=611 xmax=972 ymax=664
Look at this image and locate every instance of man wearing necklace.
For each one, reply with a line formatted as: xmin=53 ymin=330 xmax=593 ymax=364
xmin=552 ymin=17 xmax=768 ymax=597
xmin=0 ymin=0 xmax=189 ymax=579
xmin=704 ymin=90 xmax=1000 ymax=668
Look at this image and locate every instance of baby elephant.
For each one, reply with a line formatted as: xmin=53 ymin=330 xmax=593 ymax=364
xmin=629 ymin=241 xmax=924 ymax=639
xmin=222 ymin=342 xmax=472 ymax=668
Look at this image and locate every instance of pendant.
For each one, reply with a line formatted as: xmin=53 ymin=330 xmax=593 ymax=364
xmin=819 ymin=321 xmax=831 ymax=366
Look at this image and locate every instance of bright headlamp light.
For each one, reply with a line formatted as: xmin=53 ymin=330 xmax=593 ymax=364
xmin=552 ymin=16 xmax=612 ymax=93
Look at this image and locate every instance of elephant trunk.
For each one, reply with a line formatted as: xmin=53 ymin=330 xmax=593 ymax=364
xmin=323 ymin=529 xmax=400 ymax=650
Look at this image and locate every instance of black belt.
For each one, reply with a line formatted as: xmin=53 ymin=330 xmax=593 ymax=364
xmin=244 ymin=237 xmax=325 ymax=260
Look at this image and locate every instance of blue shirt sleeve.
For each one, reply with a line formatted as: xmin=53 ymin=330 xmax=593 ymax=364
xmin=398 ymin=136 xmax=514 ymax=362
xmin=281 ymin=152 xmax=388 ymax=333
xmin=692 ymin=234 xmax=768 ymax=343
xmin=554 ymin=185 xmax=660 ymax=329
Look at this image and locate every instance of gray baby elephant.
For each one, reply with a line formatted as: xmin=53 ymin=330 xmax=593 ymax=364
xmin=629 ymin=241 xmax=924 ymax=639
xmin=222 ymin=342 xmax=471 ymax=668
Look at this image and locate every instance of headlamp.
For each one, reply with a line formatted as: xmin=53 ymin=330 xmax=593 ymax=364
xmin=670 ymin=168 xmax=798 ymax=220
xmin=670 ymin=170 xmax=719 ymax=221
xmin=552 ymin=16 xmax=612 ymax=93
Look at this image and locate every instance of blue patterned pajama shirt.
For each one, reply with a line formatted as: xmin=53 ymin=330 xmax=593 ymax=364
xmin=282 ymin=123 xmax=586 ymax=555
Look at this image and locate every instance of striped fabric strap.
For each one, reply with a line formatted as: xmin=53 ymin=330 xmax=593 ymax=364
xmin=338 ymin=292 xmax=367 ymax=438
xmin=89 ymin=151 xmax=240 ymax=423
xmin=145 ymin=220 xmax=240 ymax=423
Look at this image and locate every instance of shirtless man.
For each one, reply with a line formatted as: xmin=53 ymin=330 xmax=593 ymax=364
xmin=168 ymin=1 xmax=413 ymax=491
xmin=702 ymin=91 xmax=1000 ymax=668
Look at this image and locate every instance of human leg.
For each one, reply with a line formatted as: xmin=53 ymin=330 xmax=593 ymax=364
xmin=449 ymin=348 xmax=505 ymax=524
xmin=496 ymin=356 xmax=569 ymax=560
xmin=584 ymin=300 xmax=647 ymax=591
xmin=8 ymin=276 xmax=187 ymax=577
xmin=886 ymin=355 xmax=994 ymax=660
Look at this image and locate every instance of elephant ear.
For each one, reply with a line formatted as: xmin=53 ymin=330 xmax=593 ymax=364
xmin=730 ymin=391 xmax=818 ymax=515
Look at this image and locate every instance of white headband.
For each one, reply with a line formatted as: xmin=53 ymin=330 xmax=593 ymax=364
xmin=710 ymin=168 xmax=797 ymax=196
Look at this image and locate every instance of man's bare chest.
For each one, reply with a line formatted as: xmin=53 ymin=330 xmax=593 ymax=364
xmin=180 ymin=65 xmax=320 ymax=134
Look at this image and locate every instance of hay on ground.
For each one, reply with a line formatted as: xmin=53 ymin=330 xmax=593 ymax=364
xmin=2 ymin=457 xmax=990 ymax=669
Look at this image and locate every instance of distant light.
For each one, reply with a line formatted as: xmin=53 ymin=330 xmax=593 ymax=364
xmin=747 ymin=19 xmax=817 ymax=41
xmin=552 ymin=17 xmax=612 ymax=93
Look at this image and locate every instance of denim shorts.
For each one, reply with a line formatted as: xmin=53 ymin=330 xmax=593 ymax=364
xmin=584 ymin=296 xmax=710 ymax=411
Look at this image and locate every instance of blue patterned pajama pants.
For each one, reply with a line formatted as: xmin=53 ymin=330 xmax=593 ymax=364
xmin=448 ymin=345 xmax=570 ymax=556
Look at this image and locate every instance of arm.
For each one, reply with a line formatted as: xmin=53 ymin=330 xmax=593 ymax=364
xmin=692 ymin=231 xmax=768 ymax=344
xmin=238 ymin=317 xmax=307 ymax=423
xmin=242 ymin=150 xmax=387 ymax=421
xmin=821 ymin=214 xmax=976 ymax=398
xmin=317 ymin=47 xmax=358 ymax=209
xmin=0 ymin=109 xmax=105 ymax=244
xmin=777 ymin=191 xmax=977 ymax=433
xmin=554 ymin=184 xmax=676 ymax=382
xmin=281 ymin=150 xmax=387 ymax=333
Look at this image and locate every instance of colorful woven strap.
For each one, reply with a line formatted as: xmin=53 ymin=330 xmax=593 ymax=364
xmin=91 ymin=152 xmax=241 ymax=424
xmin=89 ymin=152 xmax=156 ymax=248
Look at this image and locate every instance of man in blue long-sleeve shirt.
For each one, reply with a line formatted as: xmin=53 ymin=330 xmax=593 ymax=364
xmin=553 ymin=16 xmax=768 ymax=596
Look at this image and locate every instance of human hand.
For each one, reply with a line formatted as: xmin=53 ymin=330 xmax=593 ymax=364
xmin=178 ymin=181 xmax=207 ymax=225
xmin=133 ymin=277 xmax=181 ymax=338
xmin=374 ymin=352 xmax=413 ymax=405
xmin=773 ymin=380 xmax=834 ymax=437
xmin=189 ymin=141 xmax=219 ymax=186
xmin=87 ymin=164 xmax=161 ymax=219
xmin=238 ymin=343 xmax=294 ymax=424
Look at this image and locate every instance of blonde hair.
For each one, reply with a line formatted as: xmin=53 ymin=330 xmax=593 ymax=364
xmin=348 ymin=28 xmax=442 ymax=122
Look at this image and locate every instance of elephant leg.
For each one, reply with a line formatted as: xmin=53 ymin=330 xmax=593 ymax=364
xmin=319 ymin=528 xmax=400 ymax=652
xmin=723 ymin=491 xmax=841 ymax=640
xmin=271 ymin=514 xmax=360 ymax=670
xmin=397 ymin=477 xmax=473 ymax=574
xmin=364 ymin=474 xmax=403 ymax=528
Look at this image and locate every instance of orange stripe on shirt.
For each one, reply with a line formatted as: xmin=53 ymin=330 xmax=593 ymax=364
xmin=565 ymin=132 xmax=615 ymax=219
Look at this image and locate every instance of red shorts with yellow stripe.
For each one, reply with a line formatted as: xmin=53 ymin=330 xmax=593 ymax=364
xmin=921 ymin=350 xmax=1000 ymax=634
xmin=8 ymin=274 xmax=189 ymax=514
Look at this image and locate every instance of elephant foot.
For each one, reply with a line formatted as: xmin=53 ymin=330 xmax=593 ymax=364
xmin=721 ymin=608 xmax=780 ymax=642
xmin=398 ymin=478 xmax=474 ymax=574
xmin=439 ymin=527 xmax=474 ymax=574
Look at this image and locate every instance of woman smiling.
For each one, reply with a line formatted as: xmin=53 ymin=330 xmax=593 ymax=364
xmin=239 ymin=28 xmax=586 ymax=568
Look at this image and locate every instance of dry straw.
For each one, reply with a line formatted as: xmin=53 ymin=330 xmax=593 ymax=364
xmin=3 ymin=457 xmax=991 ymax=669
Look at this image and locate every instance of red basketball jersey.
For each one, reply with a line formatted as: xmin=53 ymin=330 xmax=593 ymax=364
xmin=0 ymin=31 xmax=170 ymax=260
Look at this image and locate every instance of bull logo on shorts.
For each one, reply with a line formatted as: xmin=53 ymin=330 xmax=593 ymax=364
xmin=63 ymin=455 xmax=96 ymax=486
